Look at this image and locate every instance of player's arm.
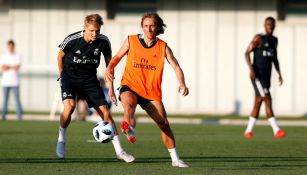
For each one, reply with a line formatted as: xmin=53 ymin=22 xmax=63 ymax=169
xmin=57 ymin=50 xmax=65 ymax=78
xmin=12 ymin=64 xmax=20 ymax=70
xmin=0 ymin=57 xmax=11 ymax=71
xmin=104 ymin=55 xmax=118 ymax=106
xmin=165 ymin=45 xmax=189 ymax=96
xmin=1 ymin=64 xmax=10 ymax=71
xmin=104 ymin=38 xmax=129 ymax=83
xmin=12 ymin=56 xmax=21 ymax=71
xmin=245 ymin=35 xmax=261 ymax=80
xmin=272 ymin=39 xmax=283 ymax=86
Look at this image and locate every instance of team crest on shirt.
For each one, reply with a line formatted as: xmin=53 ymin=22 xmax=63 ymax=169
xmin=94 ymin=48 xmax=99 ymax=56
xmin=63 ymin=92 xmax=67 ymax=98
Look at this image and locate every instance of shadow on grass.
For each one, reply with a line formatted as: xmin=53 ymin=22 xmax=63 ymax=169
xmin=0 ymin=156 xmax=307 ymax=165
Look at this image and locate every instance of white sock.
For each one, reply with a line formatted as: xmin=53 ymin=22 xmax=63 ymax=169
xmin=111 ymin=135 xmax=124 ymax=155
xmin=58 ymin=127 xmax=66 ymax=143
xmin=245 ymin=116 xmax=257 ymax=133
xmin=168 ymin=148 xmax=179 ymax=162
xmin=268 ymin=117 xmax=280 ymax=134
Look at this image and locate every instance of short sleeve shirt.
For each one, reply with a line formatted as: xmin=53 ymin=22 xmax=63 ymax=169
xmin=0 ymin=52 xmax=21 ymax=87
xmin=58 ymin=31 xmax=111 ymax=79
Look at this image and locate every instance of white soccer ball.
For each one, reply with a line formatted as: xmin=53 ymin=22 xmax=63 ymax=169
xmin=93 ymin=121 xmax=114 ymax=143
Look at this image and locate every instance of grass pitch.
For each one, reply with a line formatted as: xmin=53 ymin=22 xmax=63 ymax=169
xmin=0 ymin=120 xmax=306 ymax=175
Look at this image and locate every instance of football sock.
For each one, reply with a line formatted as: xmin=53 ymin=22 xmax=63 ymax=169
xmin=268 ymin=117 xmax=280 ymax=134
xmin=245 ymin=116 xmax=257 ymax=133
xmin=112 ymin=135 xmax=124 ymax=155
xmin=58 ymin=127 xmax=66 ymax=143
xmin=168 ymin=148 xmax=179 ymax=162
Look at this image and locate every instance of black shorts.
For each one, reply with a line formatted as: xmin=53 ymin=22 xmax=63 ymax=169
xmin=118 ymin=85 xmax=151 ymax=109
xmin=60 ymin=76 xmax=107 ymax=108
xmin=251 ymin=78 xmax=271 ymax=97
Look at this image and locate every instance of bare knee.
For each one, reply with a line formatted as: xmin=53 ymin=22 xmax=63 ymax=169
xmin=64 ymin=102 xmax=76 ymax=114
xmin=255 ymin=97 xmax=263 ymax=106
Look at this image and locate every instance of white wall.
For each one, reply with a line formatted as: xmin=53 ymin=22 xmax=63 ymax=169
xmin=0 ymin=0 xmax=306 ymax=116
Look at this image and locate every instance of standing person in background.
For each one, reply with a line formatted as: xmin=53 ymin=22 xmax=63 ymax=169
xmin=244 ymin=17 xmax=286 ymax=139
xmin=105 ymin=12 xmax=189 ymax=167
xmin=0 ymin=40 xmax=23 ymax=120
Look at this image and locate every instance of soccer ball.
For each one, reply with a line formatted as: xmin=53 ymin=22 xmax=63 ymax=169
xmin=93 ymin=121 xmax=114 ymax=143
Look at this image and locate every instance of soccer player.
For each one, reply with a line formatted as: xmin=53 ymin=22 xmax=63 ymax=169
xmin=244 ymin=17 xmax=286 ymax=139
xmin=56 ymin=14 xmax=134 ymax=163
xmin=105 ymin=12 xmax=189 ymax=168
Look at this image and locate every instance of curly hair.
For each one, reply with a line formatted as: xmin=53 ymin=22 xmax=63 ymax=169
xmin=84 ymin=14 xmax=104 ymax=26
xmin=141 ymin=12 xmax=166 ymax=35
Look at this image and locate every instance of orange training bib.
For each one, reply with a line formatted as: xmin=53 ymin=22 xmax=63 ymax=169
xmin=121 ymin=35 xmax=166 ymax=101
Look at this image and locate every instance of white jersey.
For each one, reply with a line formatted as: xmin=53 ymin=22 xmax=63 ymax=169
xmin=0 ymin=52 xmax=21 ymax=87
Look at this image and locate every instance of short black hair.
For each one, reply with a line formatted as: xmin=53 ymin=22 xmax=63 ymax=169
xmin=265 ymin=16 xmax=276 ymax=24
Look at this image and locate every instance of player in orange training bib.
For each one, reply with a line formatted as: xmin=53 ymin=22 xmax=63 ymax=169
xmin=105 ymin=12 xmax=189 ymax=168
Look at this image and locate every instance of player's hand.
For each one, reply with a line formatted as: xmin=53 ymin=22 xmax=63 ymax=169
xmin=109 ymin=89 xmax=118 ymax=106
xmin=250 ymin=69 xmax=256 ymax=80
xmin=178 ymin=85 xmax=189 ymax=96
xmin=278 ymin=75 xmax=283 ymax=86
xmin=104 ymin=69 xmax=115 ymax=82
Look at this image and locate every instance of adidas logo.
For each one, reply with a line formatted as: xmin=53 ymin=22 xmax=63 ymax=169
xmin=75 ymin=50 xmax=81 ymax=54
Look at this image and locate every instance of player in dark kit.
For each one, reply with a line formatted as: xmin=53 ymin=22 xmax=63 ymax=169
xmin=244 ymin=17 xmax=286 ymax=139
xmin=56 ymin=14 xmax=134 ymax=162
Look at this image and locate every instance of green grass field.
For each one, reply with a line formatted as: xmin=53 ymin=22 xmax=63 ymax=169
xmin=0 ymin=121 xmax=306 ymax=175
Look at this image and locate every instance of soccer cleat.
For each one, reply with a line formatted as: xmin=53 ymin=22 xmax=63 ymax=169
xmin=274 ymin=130 xmax=286 ymax=139
xmin=244 ymin=132 xmax=253 ymax=139
xmin=172 ymin=159 xmax=189 ymax=168
xmin=56 ymin=141 xmax=66 ymax=159
xmin=117 ymin=151 xmax=135 ymax=163
xmin=121 ymin=121 xmax=136 ymax=143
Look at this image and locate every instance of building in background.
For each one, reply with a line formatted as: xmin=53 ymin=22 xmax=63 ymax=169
xmin=0 ymin=0 xmax=306 ymax=116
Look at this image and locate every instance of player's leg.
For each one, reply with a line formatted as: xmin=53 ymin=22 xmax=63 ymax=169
xmin=56 ymin=98 xmax=76 ymax=158
xmin=244 ymin=80 xmax=263 ymax=138
xmin=95 ymin=105 xmax=135 ymax=163
xmin=78 ymin=100 xmax=88 ymax=121
xmin=263 ymin=95 xmax=286 ymax=138
xmin=1 ymin=87 xmax=10 ymax=120
xmin=144 ymin=101 xmax=188 ymax=168
xmin=244 ymin=96 xmax=262 ymax=138
xmin=87 ymin=80 xmax=134 ymax=163
xmin=56 ymin=77 xmax=76 ymax=159
xmin=119 ymin=90 xmax=138 ymax=142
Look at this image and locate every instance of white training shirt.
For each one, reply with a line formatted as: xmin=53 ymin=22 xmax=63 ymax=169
xmin=0 ymin=52 xmax=21 ymax=87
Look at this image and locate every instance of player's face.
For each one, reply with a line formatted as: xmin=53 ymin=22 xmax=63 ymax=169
xmin=84 ymin=24 xmax=101 ymax=42
xmin=264 ymin=19 xmax=275 ymax=35
xmin=142 ymin=17 xmax=158 ymax=39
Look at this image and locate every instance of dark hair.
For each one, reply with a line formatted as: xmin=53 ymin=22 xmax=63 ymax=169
xmin=265 ymin=16 xmax=276 ymax=24
xmin=7 ymin=40 xmax=15 ymax=46
xmin=84 ymin=14 xmax=104 ymax=26
xmin=141 ymin=12 xmax=166 ymax=35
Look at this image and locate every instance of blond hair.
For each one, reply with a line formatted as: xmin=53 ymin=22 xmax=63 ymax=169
xmin=84 ymin=14 xmax=103 ymax=26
